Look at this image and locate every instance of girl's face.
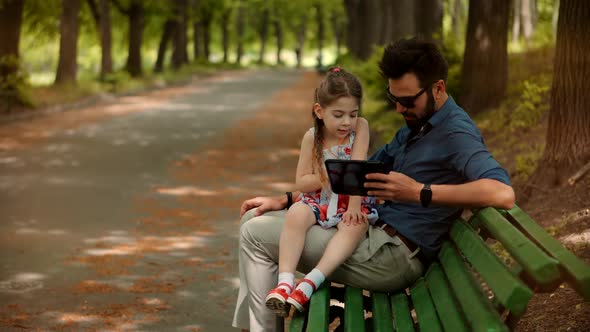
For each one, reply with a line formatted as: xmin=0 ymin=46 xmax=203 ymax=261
xmin=314 ymin=96 xmax=360 ymax=140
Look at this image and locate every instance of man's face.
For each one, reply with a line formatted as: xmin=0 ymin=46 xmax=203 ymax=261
xmin=387 ymin=73 xmax=436 ymax=131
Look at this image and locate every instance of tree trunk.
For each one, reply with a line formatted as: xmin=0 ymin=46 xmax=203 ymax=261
xmin=98 ymin=0 xmax=113 ymax=78
xmin=415 ymin=0 xmax=443 ymax=43
xmin=202 ymin=17 xmax=211 ymax=61
xmin=459 ymin=0 xmax=509 ymax=114
xmin=316 ymin=4 xmax=324 ymax=68
xmin=452 ymin=0 xmax=464 ymax=39
xmin=344 ymin=0 xmax=361 ymax=58
xmin=0 ymin=0 xmax=24 ymax=84
xmin=330 ymin=12 xmax=345 ymax=59
xmin=126 ymin=0 xmax=143 ymax=77
xmin=154 ymin=19 xmax=176 ymax=73
xmin=552 ymin=0 xmax=559 ymax=37
xmin=257 ymin=8 xmax=269 ymax=64
xmin=55 ymin=0 xmax=81 ymax=85
xmin=521 ymin=0 xmax=533 ymax=46
xmin=235 ymin=1 xmax=245 ymax=65
xmin=295 ymin=22 xmax=306 ymax=68
xmin=512 ymin=0 xmax=522 ymax=43
xmin=221 ymin=9 xmax=231 ymax=63
xmin=172 ymin=0 xmax=189 ymax=69
xmin=379 ymin=0 xmax=394 ymax=44
xmin=532 ymin=0 xmax=590 ymax=185
xmin=391 ymin=0 xmax=415 ymax=43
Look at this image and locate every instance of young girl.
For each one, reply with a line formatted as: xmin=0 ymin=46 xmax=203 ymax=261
xmin=265 ymin=67 xmax=378 ymax=315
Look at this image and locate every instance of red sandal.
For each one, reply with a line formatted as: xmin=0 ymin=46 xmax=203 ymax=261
xmin=287 ymin=278 xmax=317 ymax=312
xmin=265 ymin=283 xmax=293 ymax=317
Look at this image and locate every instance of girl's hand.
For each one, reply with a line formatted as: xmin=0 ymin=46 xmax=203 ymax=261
xmin=342 ymin=208 xmax=368 ymax=225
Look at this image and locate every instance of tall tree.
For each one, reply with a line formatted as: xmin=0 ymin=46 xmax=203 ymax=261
xmin=220 ymin=3 xmax=232 ymax=63
xmin=451 ymin=0 xmax=465 ymax=40
xmin=272 ymin=1 xmax=284 ymax=65
xmin=257 ymin=7 xmax=269 ymax=64
xmin=315 ymin=3 xmax=325 ymax=68
xmin=459 ymin=0 xmax=510 ymax=114
xmin=235 ymin=0 xmax=245 ymax=65
xmin=415 ymin=0 xmax=443 ymax=43
xmin=531 ymin=0 xmax=590 ymax=185
xmin=172 ymin=0 xmax=189 ymax=69
xmin=391 ymin=0 xmax=415 ymax=42
xmin=55 ymin=0 xmax=81 ymax=85
xmin=87 ymin=0 xmax=113 ymax=79
xmin=0 ymin=0 xmax=24 ymax=94
xmin=192 ymin=0 xmax=203 ymax=61
xmin=112 ymin=0 xmax=144 ymax=77
xmin=154 ymin=19 xmax=176 ymax=73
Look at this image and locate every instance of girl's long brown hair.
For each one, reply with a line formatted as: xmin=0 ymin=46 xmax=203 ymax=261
xmin=312 ymin=67 xmax=363 ymax=186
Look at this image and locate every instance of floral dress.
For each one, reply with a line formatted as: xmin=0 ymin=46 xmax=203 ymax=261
xmin=299 ymin=128 xmax=379 ymax=228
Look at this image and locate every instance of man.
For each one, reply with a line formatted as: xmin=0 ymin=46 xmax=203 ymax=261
xmin=232 ymin=38 xmax=515 ymax=332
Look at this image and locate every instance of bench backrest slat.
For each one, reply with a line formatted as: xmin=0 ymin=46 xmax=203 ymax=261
xmin=439 ymin=242 xmax=509 ymax=332
xmin=424 ymin=263 xmax=470 ymax=332
xmin=506 ymin=206 xmax=590 ymax=300
xmin=474 ymin=208 xmax=561 ymax=286
xmin=410 ymin=278 xmax=443 ymax=332
xmin=450 ymin=219 xmax=533 ymax=316
xmin=390 ymin=292 xmax=415 ymax=332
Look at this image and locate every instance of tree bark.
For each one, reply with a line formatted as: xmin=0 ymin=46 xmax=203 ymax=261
xmin=154 ymin=19 xmax=176 ymax=73
xmin=391 ymin=0 xmax=415 ymax=43
xmin=330 ymin=11 xmax=345 ymax=59
xmin=172 ymin=0 xmax=189 ymax=69
xmin=221 ymin=8 xmax=231 ymax=63
xmin=415 ymin=0 xmax=443 ymax=43
xmin=202 ymin=16 xmax=212 ymax=61
xmin=98 ymin=0 xmax=113 ymax=78
xmin=521 ymin=0 xmax=533 ymax=45
xmin=452 ymin=0 xmax=464 ymax=39
xmin=55 ymin=0 xmax=81 ymax=85
xmin=459 ymin=0 xmax=509 ymax=114
xmin=294 ymin=22 xmax=306 ymax=68
xmin=512 ymin=0 xmax=522 ymax=43
xmin=0 ymin=0 xmax=24 ymax=82
xmin=316 ymin=4 xmax=324 ymax=68
xmin=532 ymin=0 xmax=590 ymax=185
xmin=257 ymin=8 xmax=269 ymax=64
xmin=126 ymin=0 xmax=144 ymax=77
xmin=235 ymin=1 xmax=245 ymax=65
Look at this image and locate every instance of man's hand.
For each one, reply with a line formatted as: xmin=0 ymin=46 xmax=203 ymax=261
xmin=239 ymin=195 xmax=286 ymax=218
xmin=365 ymin=171 xmax=422 ymax=203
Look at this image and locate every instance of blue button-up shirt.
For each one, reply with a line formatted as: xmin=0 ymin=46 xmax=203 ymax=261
xmin=369 ymin=96 xmax=511 ymax=259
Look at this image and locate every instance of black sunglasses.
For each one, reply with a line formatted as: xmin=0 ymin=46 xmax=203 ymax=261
xmin=385 ymin=86 xmax=427 ymax=109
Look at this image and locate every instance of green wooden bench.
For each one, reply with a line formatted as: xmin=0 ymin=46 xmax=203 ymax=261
xmin=289 ymin=205 xmax=590 ymax=332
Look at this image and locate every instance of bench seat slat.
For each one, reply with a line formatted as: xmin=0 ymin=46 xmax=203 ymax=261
xmin=410 ymin=278 xmax=443 ymax=332
xmin=439 ymin=242 xmax=509 ymax=332
xmin=307 ymin=284 xmax=330 ymax=331
xmin=506 ymin=206 xmax=590 ymax=300
xmin=475 ymin=208 xmax=561 ymax=286
xmin=289 ymin=311 xmax=306 ymax=332
xmin=424 ymin=263 xmax=470 ymax=332
xmin=390 ymin=292 xmax=415 ymax=332
xmin=344 ymin=287 xmax=365 ymax=332
xmin=371 ymin=292 xmax=394 ymax=332
xmin=451 ymin=220 xmax=534 ymax=316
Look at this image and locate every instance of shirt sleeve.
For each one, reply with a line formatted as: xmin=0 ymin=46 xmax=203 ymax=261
xmin=447 ymin=131 xmax=511 ymax=186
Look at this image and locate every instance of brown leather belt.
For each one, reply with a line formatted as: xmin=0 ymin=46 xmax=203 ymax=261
xmin=374 ymin=220 xmax=427 ymax=265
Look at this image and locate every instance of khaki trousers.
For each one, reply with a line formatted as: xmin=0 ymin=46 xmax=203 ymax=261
xmin=232 ymin=208 xmax=424 ymax=332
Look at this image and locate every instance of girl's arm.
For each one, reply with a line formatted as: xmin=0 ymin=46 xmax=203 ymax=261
xmin=344 ymin=118 xmax=370 ymax=224
xmin=295 ymin=130 xmax=323 ymax=193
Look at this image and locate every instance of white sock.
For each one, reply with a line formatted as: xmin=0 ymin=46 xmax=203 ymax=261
xmin=297 ymin=268 xmax=325 ymax=298
xmin=277 ymin=272 xmax=294 ymax=294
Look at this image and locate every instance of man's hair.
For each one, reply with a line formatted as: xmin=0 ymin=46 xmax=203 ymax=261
xmin=378 ymin=38 xmax=448 ymax=89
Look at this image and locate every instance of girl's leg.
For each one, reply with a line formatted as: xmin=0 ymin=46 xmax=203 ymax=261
xmin=288 ymin=220 xmax=368 ymax=312
xmin=278 ymin=202 xmax=317 ymax=274
xmin=266 ymin=202 xmax=316 ymax=316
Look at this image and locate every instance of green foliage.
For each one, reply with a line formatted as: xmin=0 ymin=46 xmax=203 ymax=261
xmin=514 ymin=143 xmax=545 ymax=181
xmin=0 ymin=55 xmax=35 ymax=110
xmin=509 ymin=80 xmax=550 ymax=131
xmin=440 ymin=35 xmax=464 ymax=100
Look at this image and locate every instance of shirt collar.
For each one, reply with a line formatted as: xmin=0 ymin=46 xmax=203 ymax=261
xmin=427 ymin=95 xmax=456 ymax=128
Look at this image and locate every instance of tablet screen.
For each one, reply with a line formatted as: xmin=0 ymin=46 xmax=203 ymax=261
xmin=324 ymin=159 xmax=385 ymax=196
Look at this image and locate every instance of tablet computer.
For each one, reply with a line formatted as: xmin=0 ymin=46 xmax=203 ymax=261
xmin=324 ymin=159 xmax=386 ymax=196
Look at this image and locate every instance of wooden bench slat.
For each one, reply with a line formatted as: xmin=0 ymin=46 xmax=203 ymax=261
xmin=371 ymin=292 xmax=394 ymax=332
xmin=289 ymin=311 xmax=307 ymax=332
xmin=506 ymin=206 xmax=590 ymax=300
xmin=439 ymin=242 xmax=509 ymax=332
xmin=451 ymin=220 xmax=534 ymax=316
xmin=344 ymin=287 xmax=365 ymax=332
xmin=390 ymin=292 xmax=415 ymax=332
xmin=410 ymin=278 xmax=443 ymax=332
xmin=474 ymin=208 xmax=561 ymax=286
xmin=307 ymin=284 xmax=330 ymax=332
xmin=424 ymin=263 xmax=470 ymax=332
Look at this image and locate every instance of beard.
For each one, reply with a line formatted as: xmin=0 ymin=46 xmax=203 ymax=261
xmin=405 ymin=90 xmax=437 ymax=132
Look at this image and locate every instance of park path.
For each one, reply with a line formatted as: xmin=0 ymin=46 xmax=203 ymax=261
xmin=0 ymin=69 xmax=320 ymax=331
